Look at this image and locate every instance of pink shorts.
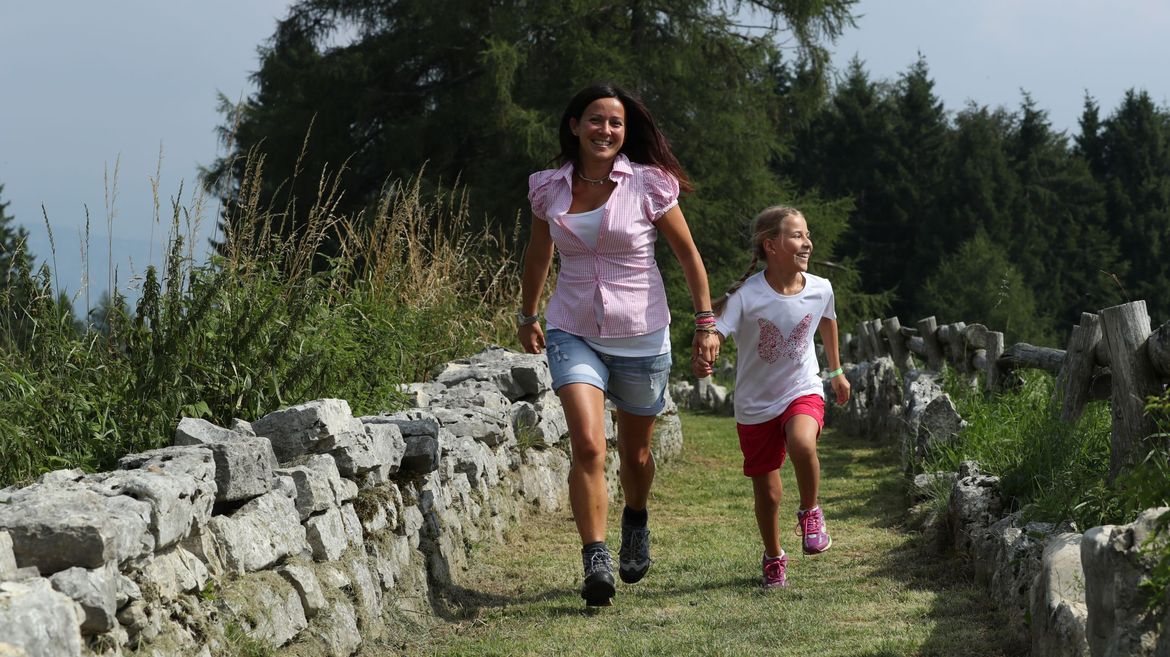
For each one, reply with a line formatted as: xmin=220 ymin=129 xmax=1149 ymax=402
xmin=735 ymin=394 xmax=825 ymax=477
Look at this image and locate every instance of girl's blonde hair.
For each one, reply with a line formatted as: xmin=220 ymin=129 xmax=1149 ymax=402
xmin=712 ymin=206 xmax=804 ymax=315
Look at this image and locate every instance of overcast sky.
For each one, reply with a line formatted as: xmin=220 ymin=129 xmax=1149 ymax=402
xmin=1 ymin=1 xmax=1167 ymax=314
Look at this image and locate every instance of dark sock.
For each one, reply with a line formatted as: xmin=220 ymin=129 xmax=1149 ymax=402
xmin=623 ymin=505 xmax=648 ymax=528
xmin=583 ymin=541 xmax=607 ymax=554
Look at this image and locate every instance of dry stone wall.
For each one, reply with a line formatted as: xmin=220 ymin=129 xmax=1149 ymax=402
xmin=0 ymin=347 xmax=684 ymax=657
xmin=837 ymin=356 xmax=1170 ymax=657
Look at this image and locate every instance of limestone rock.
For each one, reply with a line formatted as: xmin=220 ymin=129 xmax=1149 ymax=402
xmin=48 ymin=563 xmax=117 ymax=634
xmin=277 ymin=564 xmax=326 ymax=619
xmin=251 ymin=398 xmax=365 ymax=463
xmin=0 ymin=531 xmax=15 ymax=578
xmin=137 ymin=545 xmax=210 ymax=600
xmin=1031 ymin=532 xmax=1089 ymax=657
xmin=173 ymin=418 xmax=277 ymax=503
xmin=330 ymin=422 xmax=405 ymax=477
xmin=1081 ymin=507 xmax=1168 ymax=657
xmin=222 ymin=574 xmax=307 ymax=648
xmin=0 ymin=577 xmax=82 ymax=657
xmin=947 ymin=467 xmax=1003 ymax=553
xmin=0 ymin=476 xmax=153 ymax=574
xmin=305 ymin=508 xmax=348 ymax=562
xmin=206 ymin=490 xmax=308 ymax=573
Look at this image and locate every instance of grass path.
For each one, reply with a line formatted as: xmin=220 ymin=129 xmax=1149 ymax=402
xmin=378 ymin=413 xmax=1026 ymax=657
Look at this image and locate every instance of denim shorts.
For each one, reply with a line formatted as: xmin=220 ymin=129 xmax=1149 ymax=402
xmin=544 ymin=328 xmax=672 ymax=416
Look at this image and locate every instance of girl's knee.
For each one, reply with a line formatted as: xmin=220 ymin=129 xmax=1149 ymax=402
xmin=570 ymin=437 xmax=607 ymax=469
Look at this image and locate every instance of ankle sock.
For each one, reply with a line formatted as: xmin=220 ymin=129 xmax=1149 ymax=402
xmin=583 ymin=541 xmax=607 ymax=555
xmin=623 ymin=505 xmax=648 ymax=527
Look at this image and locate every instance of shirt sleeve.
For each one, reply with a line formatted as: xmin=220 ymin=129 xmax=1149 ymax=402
xmin=641 ymin=166 xmax=680 ymax=221
xmin=822 ymin=279 xmax=837 ymax=321
xmin=714 ymin=288 xmax=744 ymax=341
xmin=527 ymin=170 xmax=557 ymax=221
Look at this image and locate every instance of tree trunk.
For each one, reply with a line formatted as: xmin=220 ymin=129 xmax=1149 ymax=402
xmin=996 ymin=343 xmax=1066 ymax=376
xmin=1100 ymin=301 xmax=1162 ymax=481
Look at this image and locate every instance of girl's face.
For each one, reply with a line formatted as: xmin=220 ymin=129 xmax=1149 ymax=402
xmin=763 ymin=214 xmax=812 ymax=273
xmin=569 ymin=97 xmax=626 ymax=163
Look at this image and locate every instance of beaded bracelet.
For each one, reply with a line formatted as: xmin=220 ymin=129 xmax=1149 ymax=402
xmin=826 ymin=367 xmax=844 ymax=378
xmin=695 ymin=325 xmax=719 ymax=334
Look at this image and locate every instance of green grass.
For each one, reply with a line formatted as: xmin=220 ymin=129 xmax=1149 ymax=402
xmin=364 ymin=413 xmax=1025 ymax=657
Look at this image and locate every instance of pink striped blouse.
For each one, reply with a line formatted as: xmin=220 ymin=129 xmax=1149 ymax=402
xmin=528 ymin=154 xmax=679 ymax=338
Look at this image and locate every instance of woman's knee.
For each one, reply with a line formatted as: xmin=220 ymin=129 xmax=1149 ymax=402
xmin=570 ymin=435 xmax=608 ymax=469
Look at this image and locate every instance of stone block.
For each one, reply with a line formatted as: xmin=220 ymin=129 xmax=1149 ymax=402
xmin=277 ymin=564 xmax=326 ymax=619
xmin=0 ymin=577 xmax=82 ymax=657
xmin=1031 ymin=532 xmax=1089 ymax=657
xmin=251 ymin=399 xmax=365 ymax=463
xmin=0 ymin=531 xmax=15 ymax=578
xmin=137 ymin=545 xmax=210 ymax=600
xmin=48 ymin=563 xmax=117 ymax=634
xmin=330 ymin=422 xmax=405 ymax=477
xmin=0 ymin=478 xmax=153 ymax=574
xmin=305 ymin=508 xmax=348 ymax=562
xmin=173 ymin=419 xmax=277 ymax=503
xmin=207 ymin=490 xmax=308 ymax=573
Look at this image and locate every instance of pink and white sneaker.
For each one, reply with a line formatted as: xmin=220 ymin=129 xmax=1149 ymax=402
xmin=762 ymin=552 xmax=788 ymax=589
xmin=796 ymin=506 xmax=832 ymax=555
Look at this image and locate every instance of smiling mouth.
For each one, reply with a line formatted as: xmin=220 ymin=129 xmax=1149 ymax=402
xmin=591 ymin=139 xmax=613 ymax=147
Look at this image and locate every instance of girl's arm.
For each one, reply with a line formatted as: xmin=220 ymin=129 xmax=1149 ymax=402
xmin=818 ymin=317 xmax=851 ymax=405
xmin=518 ymin=215 xmax=554 ymax=354
xmin=657 ymin=206 xmax=719 ymax=367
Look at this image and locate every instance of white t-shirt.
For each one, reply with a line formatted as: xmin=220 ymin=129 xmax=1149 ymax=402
xmin=550 ymin=206 xmax=670 ymax=356
xmin=715 ymin=271 xmax=836 ymax=425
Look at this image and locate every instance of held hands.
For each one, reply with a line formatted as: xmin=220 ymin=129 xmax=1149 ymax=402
xmin=830 ymin=371 xmax=851 ymax=405
xmin=518 ymin=323 xmax=545 ymax=354
xmin=691 ymin=331 xmax=720 ymax=378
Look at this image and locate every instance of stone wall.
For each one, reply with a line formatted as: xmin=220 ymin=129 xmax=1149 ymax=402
xmin=837 ymin=356 xmax=1170 ymax=657
xmin=0 ymin=347 xmax=684 ymax=657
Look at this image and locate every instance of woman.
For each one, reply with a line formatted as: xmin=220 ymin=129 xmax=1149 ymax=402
xmin=518 ymin=83 xmax=719 ymax=606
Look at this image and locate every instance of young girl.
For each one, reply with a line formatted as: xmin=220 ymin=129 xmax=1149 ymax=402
xmin=695 ymin=206 xmax=850 ymax=589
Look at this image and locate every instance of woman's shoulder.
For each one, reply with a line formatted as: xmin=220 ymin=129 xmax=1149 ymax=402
xmin=528 ymin=163 xmax=571 ymax=192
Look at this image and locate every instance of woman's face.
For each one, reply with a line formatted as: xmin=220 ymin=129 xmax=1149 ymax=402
xmin=569 ymin=97 xmax=626 ymax=163
xmin=764 ymin=214 xmax=813 ymax=272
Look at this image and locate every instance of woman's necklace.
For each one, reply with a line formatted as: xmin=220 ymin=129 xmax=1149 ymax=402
xmin=577 ymin=170 xmax=610 ymax=185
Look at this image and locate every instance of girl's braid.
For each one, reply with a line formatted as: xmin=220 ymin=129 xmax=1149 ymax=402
xmin=712 ymin=253 xmax=760 ymax=316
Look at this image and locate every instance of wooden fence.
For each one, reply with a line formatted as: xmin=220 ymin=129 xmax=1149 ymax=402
xmin=843 ymin=300 xmax=1170 ymax=479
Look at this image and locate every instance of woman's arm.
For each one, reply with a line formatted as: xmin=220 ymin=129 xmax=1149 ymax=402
xmin=657 ymin=206 xmax=719 ymax=367
xmin=818 ymin=317 xmax=851 ymax=404
xmin=518 ymin=215 xmax=554 ymax=354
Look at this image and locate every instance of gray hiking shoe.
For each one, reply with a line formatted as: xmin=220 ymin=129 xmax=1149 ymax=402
xmin=581 ymin=547 xmax=615 ymax=606
xmin=618 ymin=521 xmax=651 ymax=584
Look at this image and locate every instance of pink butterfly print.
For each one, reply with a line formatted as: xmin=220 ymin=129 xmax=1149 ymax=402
xmin=757 ymin=314 xmax=813 ymax=363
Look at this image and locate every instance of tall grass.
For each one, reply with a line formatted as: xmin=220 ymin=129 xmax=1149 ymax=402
xmin=0 ymin=165 xmax=516 ymax=487
xmin=923 ymin=370 xmax=1170 ymax=531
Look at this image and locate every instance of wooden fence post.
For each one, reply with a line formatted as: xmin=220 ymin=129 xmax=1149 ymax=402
xmin=985 ymin=331 xmax=1005 ymax=392
xmin=1150 ymin=320 xmax=1170 ymax=379
xmin=917 ymin=316 xmax=943 ymax=372
xmin=1100 ymin=301 xmax=1163 ymax=480
xmin=882 ymin=317 xmax=913 ymax=372
xmin=866 ymin=319 xmax=886 ymax=358
xmin=1056 ymin=313 xmax=1103 ymax=424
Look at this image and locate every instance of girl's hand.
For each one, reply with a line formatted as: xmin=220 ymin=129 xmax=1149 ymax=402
xmin=519 ymin=323 xmax=545 ymax=354
xmin=692 ymin=331 xmax=720 ymax=378
xmin=830 ymin=372 xmax=851 ymax=405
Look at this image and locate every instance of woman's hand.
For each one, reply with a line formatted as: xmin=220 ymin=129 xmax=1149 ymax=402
xmin=830 ymin=372 xmax=851 ymax=405
xmin=518 ymin=323 xmax=545 ymax=354
xmin=692 ymin=331 xmax=720 ymax=378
